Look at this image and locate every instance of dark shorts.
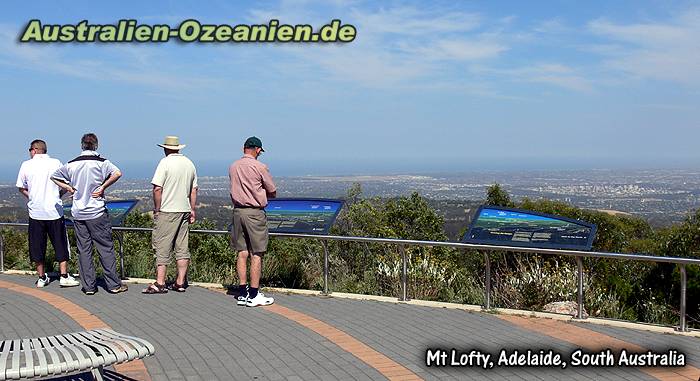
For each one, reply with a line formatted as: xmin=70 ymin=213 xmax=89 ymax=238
xmin=28 ymin=217 xmax=70 ymax=263
xmin=231 ymin=208 xmax=269 ymax=254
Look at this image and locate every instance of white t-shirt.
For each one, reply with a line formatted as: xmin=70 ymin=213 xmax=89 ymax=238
xmin=16 ymin=154 xmax=64 ymax=220
xmin=151 ymin=153 xmax=198 ymax=213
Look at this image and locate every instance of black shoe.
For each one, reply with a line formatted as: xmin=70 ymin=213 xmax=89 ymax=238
xmin=82 ymin=288 xmax=96 ymax=295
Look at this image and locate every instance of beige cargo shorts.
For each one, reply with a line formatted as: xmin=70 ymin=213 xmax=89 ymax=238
xmin=231 ymin=208 xmax=269 ymax=254
xmin=152 ymin=211 xmax=191 ymax=265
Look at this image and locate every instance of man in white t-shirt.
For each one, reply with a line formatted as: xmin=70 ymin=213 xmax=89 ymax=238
xmin=16 ymin=139 xmax=79 ymax=288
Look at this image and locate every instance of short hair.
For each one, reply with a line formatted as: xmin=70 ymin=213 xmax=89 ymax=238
xmin=30 ymin=139 xmax=47 ymax=154
xmin=81 ymin=133 xmax=98 ymax=151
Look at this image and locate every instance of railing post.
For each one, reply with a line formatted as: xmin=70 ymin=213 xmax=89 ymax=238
xmin=679 ymin=264 xmax=687 ymax=332
xmin=399 ymin=244 xmax=408 ymax=302
xmin=321 ymin=240 xmax=330 ymax=295
xmin=117 ymin=231 xmax=126 ymax=280
xmin=576 ymin=256 xmax=585 ymax=319
xmin=483 ymin=252 xmax=491 ymax=310
xmin=0 ymin=231 xmax=4 ymax=273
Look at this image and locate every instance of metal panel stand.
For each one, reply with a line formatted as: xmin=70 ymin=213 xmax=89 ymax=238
xmin=117 ymin=232 xmax=127 ymax=280
xmin=575 ymin=257 xmax=585 ymax=320
xmin=483 ymin=252 xmax=491 ymax=310
xmin=0 ymin=232 xmax=4 ymax=273
xmin=321 ymin=241 xmax=330 ymax=295
xmin=398 ymin=245 xmax=409 ymax=301
xmin=678 ymin=264 xmax=687 ymax=332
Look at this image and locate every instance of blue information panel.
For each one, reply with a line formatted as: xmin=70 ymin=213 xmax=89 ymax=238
xmin=463 ymin=206 xmax=597 ymax=250
xmin=265 ymin=198 xmax=343 ymax=234
xmin=63 ymin=200 xmax=139 ymax=227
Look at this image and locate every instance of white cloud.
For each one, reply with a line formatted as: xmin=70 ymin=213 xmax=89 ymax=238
xmin=245 ymin=3 xmax=509 ymax=90
xmin=533 ymin=18 xmax=569 ymax=34
xmin=475 ymin=63 xmax=595 ymax=93
xmin=349 ymin=6 xmax=482 ymax=36
xmin=0 ymin=24 xmax=212 ymax=91
xmin=588 ymin=9 xmax=700 ymax=85
xmin=398 ymin=39 xmax=507 ymax=61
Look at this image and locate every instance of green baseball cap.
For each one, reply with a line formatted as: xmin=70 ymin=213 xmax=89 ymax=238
xmin=244 ymin=136 xmax=265 ymax=152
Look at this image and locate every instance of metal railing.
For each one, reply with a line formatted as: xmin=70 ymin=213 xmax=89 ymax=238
xmin=1 ymin=222 xmax=699 ymax=331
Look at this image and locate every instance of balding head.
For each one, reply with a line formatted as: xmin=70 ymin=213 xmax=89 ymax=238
xmin=29 ymin=139 xmax=47 ymax=154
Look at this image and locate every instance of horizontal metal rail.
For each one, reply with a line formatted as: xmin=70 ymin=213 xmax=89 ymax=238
xmin=0 ymin=221 xmax=697 ymax=331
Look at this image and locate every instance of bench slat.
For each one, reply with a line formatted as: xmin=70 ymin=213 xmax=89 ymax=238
xmin=96 ymin=329 xmax=156 ymax=357
xmin=7 ymin=340 xmax=20 ymax=379
xmin=38 ymin=337 xmax=61 ymax=374
xmin=30 ymin=338 xmax=48 ymax=377
xmin=47 ymin=336 xmax=78 ymax=374
xmin=74 ymin=332 xmax=120 ymax=364
xmin=0 ymin=340 xmax=11 ymax=380
xmin=87 ymin=331 xmax=139 ymax=362
xmin=18 ymin=339 xmax=34 ymax=378
xmin=62 ymin=334 xmax=103 ymax=368
xmin=76 ymin=331 xmax=125 ymax=363
xmin=55 ymin=335 xmax=92 ymax=370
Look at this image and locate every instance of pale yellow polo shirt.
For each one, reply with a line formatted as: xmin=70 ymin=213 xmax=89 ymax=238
xmin=151 ymin=153 xmax=198 ymax=213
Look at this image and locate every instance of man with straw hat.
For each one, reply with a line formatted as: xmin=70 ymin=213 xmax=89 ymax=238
xmin=143 ymin=136 xmax=198 ymax=294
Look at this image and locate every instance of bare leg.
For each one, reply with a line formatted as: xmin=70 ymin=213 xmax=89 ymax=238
xmin=35 ymin=262 xmax=45 ymax=278
xmin=175 ymin=259 xmax=188 ymax=285
xmin=250 ymin=253 xmax=262 ymax=289
xmin=156 ymin=264 xmax=167 ymax=285
xmin=58 ymin=261 xmax=68 ymax=275
xmin=237 ymin=250 xmax=249 ymax=286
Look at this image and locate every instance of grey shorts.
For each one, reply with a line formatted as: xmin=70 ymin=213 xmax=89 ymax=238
xmin=152 ymin=212 xmax=191 ymax=265
xmin=231 ymin=208 xmax=268 ymax=254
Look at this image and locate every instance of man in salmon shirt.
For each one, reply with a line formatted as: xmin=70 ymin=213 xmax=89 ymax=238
xmin=229 ymin=136 xmax=277 ymax=307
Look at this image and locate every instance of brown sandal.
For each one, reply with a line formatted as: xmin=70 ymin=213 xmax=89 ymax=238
xmin=142 ymin=283 xmax=168 ymax=294
xmin=170 ymin=283 xmax=186 ymax=292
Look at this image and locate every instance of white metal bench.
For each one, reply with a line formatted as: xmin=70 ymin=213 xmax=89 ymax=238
xmin=0 ymin=329 xmax=155 ymax=381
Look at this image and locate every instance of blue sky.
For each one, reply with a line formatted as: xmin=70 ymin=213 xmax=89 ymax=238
xmin=0 ymin=0 xmax=699 ymax=179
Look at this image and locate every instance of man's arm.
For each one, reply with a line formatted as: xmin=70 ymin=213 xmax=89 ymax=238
xmin=92 ymin=170 xmax=122 ymax=198
xmin=51 ymin=178 xmax=75 ymax=194
xmin=189 ymin=186 xmax=198 ymax=223
xmin=152 ymin=185 xmax=163 ymax=214
xmin=18 ymin=188 xmax=29 ymax=199
xmin=16 ymin=166 xmax=28 ymax=199
xmin=260 ymin=165 xmax=277 ymax=198
xmin=51 ymin=165 xmax=74 ymax=194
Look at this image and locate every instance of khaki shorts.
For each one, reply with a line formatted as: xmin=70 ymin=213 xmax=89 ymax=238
xmin=231 ymin=208 xmax=268 ymax=254
xmin=152 ymin=212 xmax=191 ymax=265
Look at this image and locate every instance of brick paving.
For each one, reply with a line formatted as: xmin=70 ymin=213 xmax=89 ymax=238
xmin=571 ymin=321 xmax=700 ymax=367
xmin=2 ymin=273 xmax=699 ymax=380
xmin=272 ymin=294 xmax=664 ymax=381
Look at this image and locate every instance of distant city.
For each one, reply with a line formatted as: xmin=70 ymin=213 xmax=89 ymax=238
xmin=2 ymin=169 xmax=699 ymax=237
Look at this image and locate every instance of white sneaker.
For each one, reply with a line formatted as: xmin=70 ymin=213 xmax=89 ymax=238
xmin=246 ymin=292 xmax=274 ymax=307
xmin=36 ymin=275 xmax=50 ymax=288
xmin=59 ymin=274 xmax=80 ymax=288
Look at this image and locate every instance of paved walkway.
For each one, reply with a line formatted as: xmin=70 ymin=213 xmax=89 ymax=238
xmin=1 ymin=273 xmax=699 ymax=381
